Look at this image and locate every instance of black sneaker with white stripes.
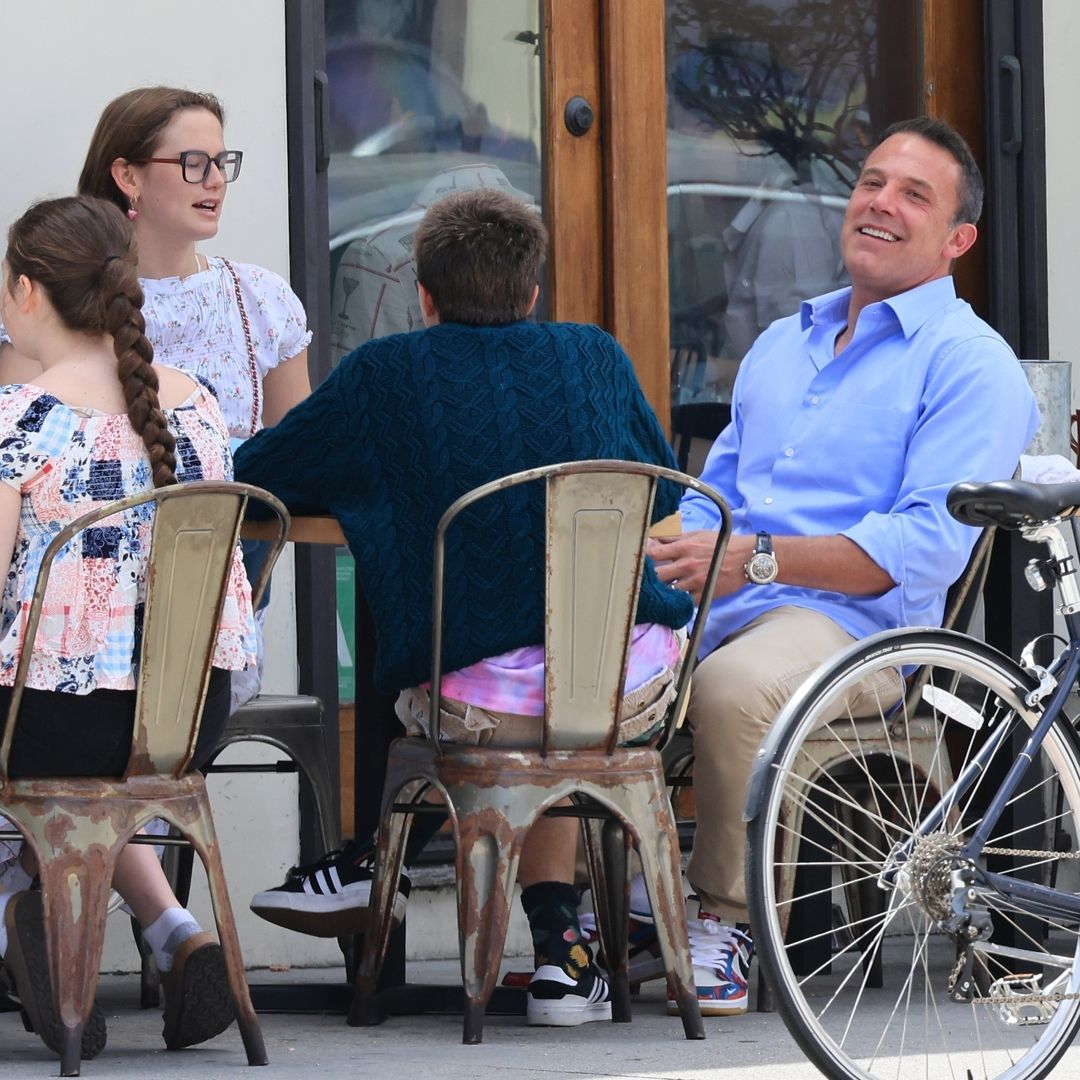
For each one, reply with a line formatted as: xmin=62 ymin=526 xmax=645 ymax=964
xmin=526 ymin=963 xmax=612 ymax=1027
xmin=250 ymin=840 xmax=410 ymax=937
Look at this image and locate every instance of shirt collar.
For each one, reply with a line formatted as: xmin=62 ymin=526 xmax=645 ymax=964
xmin=800 ymin=276 xmax=958 ymax=338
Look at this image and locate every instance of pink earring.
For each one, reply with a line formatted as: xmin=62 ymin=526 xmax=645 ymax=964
xmin=127 ymin=196 xmax=139 ymax=221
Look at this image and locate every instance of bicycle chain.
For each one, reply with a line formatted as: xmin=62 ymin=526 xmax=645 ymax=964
xmin=947 ymin=955 xmax=1080 ymax=1007
xmin=981 ymin=845 xmax=1080 ymax=859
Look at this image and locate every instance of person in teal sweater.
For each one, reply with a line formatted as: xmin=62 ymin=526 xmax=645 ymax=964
xmin=235 ymin=188 xmax=689 ymax=1027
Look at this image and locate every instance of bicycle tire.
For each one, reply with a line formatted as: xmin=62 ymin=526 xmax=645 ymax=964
xmin=746 ymin=628 xmax=1080 ymax=1080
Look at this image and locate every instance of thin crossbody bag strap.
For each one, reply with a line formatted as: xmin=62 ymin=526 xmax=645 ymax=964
xmin=221 ymin=258 xmax=261 ymax=436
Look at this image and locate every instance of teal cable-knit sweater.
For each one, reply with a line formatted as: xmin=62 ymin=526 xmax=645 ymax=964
xmin=234 ymin=320 xmax=693 ymax=695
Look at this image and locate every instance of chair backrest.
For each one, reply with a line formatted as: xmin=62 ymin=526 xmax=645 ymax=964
xmin=899 ymin=524 xmax=995 ymax=720
xmin=0 ymin=481 xmax=289 ymax=779
xmin=430 ymin=460 xmax=731 ymax=755
xmin=940 ymin=525 xmax=996 ymax=634
xmin=671 ymin=401 xmax=731 ymax=474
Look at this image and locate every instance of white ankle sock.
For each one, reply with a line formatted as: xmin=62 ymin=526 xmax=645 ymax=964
xmin=143 ymin=906 xmax=201 ymax=973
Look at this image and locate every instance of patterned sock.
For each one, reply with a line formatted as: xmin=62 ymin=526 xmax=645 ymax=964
xmin=142 ymin=906 xmax=201 ymax=973
xmin=520 ymin=881 xmax=591 ymax=980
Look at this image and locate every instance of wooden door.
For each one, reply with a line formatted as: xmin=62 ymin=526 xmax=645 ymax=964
xmin=544 ymin=0 xmax=672 ymax=419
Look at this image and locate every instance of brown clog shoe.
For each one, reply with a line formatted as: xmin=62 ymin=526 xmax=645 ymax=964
xmin=160 ymin=931 xmax=236 ymax=1050
xmin=2 ymin=890 xmax=107 ymax=1059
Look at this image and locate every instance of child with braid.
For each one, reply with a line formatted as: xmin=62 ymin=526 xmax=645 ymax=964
xmin=0 ymin=195 xmax=254 ymax=1059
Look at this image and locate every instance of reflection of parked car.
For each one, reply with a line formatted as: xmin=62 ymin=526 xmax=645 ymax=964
xmin=325 ymin=35 xmax=540 ymax=273
xmin=326 ymin=35 xmax=538 ymax=160
xmin=666 ymin=131 xmax=852 ymax=402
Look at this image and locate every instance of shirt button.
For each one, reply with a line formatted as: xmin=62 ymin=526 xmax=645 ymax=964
xmin=764 ymin=497 xmax=774 ymax=505
xmin=784 ymin=447 xmax=794 ymax=457
xmin=810 ymin=395 xmax=820 ymax=405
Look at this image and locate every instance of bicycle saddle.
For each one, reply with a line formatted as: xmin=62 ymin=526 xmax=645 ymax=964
xmin=947 ymin=478 xmax=1080 ymax=528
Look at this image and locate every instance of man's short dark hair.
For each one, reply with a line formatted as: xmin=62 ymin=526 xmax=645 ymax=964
xmin=414 ymin=188 xmax=548 ymax=325
xmin=874 ymin=116 xmax=984 ymax=226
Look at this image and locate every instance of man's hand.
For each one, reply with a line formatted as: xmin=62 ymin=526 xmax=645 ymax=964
xmin=647 ymin=530 xmax=755 ymax=603
xmin=648 ymin=530 xmax=895 ymax=604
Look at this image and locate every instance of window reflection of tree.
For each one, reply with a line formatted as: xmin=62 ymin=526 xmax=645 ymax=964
xmin=667 ymin=0 xmax=915 ymax=186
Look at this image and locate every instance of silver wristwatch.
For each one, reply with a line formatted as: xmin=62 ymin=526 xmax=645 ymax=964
xmin=744 ymin=531 xmax=779 ymax=585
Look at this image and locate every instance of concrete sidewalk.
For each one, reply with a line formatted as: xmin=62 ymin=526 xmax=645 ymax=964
xmin=4 ymin=958 xmax=1079 ymax=1080
xmin=0 ymin=960 xmax=828 ymax=1080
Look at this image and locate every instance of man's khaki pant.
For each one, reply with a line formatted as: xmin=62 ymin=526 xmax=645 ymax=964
xmin=684 ymin=605 xmax=903 ymax=922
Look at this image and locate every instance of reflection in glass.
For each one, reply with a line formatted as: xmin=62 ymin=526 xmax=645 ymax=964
xmin=324 ymin=0 xmax=543 ymax=364
xmin=665 ymin=0 xmax=917 ymax=426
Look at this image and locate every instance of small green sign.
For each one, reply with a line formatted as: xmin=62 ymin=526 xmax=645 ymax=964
xmin=336 ymin=548 xmax=355 ymax=703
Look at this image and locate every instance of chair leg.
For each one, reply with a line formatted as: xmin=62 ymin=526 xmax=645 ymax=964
xmin=35 ymin=856 xmax=114 ymax=1076
xmin=132 ymin=914 xmax=160 ymax=1009
xmin=349 ymin=795 xmax=415 ymax=1027
xmin=187 ymin=820 xmax=268 ymax=1067
xmin=636 ymin=818 xmax=704 ymax=1040
xmin=456 ymin=817 xmax=519 ymax=1045
xmin=595 ymin=818 xmax=632 ymax=1023
xmin=756 ymin=968 xmax=775 ymax=1012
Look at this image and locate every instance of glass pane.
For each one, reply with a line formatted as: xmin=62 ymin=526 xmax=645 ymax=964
xmin=665 ymin=0 xmax=917 ymax=440
xmin=325 ymin=0 xmax=543 ymax=365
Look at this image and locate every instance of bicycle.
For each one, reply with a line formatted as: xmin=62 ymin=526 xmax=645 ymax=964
xmin=745 ymin=478 xmax=1080 ymax=1080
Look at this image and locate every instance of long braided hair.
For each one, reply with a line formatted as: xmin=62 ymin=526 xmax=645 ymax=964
xmin=5 ymin=195 xmax=177 ymax=487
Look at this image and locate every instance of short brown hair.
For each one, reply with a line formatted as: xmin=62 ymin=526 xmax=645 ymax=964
xmin=413 ymin=188 xmax=547 ymax=325
xmin=78 ymin=87 xmax=226 ymax=216
xmin=6 ymin=196 xmax=177 ymax=487
xmin=875 ymin=116 xmax=983 ymax=226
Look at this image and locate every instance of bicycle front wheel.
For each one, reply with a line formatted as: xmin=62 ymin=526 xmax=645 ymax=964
xmin=746 ymin=629 xmax=1080 ymax=1080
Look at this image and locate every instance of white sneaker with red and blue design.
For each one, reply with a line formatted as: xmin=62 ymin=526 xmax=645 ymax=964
xmin=667 ymin=912 xmax=753 ymax=1016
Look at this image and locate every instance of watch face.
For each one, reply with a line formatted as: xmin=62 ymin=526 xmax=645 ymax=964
xmin=746 ymin=551 xmax=779 ymax=585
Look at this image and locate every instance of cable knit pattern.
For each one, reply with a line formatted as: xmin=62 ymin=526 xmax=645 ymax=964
xmin=234 ymin=320 xmax=692 ymax=694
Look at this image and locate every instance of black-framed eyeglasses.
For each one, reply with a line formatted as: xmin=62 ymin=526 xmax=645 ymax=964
xmin=132 ymin=149 xmax=244 ymax=184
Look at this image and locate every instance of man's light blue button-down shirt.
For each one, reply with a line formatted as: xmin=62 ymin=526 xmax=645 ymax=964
xmin=681 ymin=276 xmax=1041 ymax=658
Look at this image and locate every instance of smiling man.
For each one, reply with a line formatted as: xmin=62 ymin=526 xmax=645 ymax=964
xmin=644 ymin=116 xmax=1040 ymax=1018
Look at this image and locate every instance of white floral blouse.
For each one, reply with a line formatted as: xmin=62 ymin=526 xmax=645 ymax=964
xmin=140 ymin=257 xmax=311 ymax=438
xmin=0 ymin=379 xmax=257 ymax=693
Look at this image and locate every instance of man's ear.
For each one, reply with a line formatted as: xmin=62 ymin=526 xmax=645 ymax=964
xmin=945 ymin=221 xmax=978 ymax=262
xmin=110 ymin=157 xmax=138 ymax=201
xmin=417 ymin=282 xmax=440 ymax=326
xmin=524 ymin=283 xmax=540 ymax=317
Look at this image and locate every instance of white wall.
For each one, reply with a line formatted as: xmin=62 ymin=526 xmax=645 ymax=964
xmin=2 ymin=2 xmax=341 ymax=971
xmin=1044 ymin=1 xmax=1080 ymax=404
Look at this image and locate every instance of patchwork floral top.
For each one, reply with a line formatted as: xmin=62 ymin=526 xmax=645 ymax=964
xmin=0 ymin=379 xmax=257 ymax=693
xmin=140 ymin=258 xmax=311 ymax=438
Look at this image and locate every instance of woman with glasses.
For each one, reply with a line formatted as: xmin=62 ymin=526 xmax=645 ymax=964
xmin=73 ymin=86 xmax=312 ymax=437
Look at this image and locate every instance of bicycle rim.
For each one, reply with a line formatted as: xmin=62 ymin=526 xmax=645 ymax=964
xmin=748 ymin=632 xmax=1080 ymax=1080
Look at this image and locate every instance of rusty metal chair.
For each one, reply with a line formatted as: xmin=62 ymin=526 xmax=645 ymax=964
xmin=350 ymin=460 xmax=732 ymax=1044
xmin=0 ymin=480 xmax=288 ymax=1075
